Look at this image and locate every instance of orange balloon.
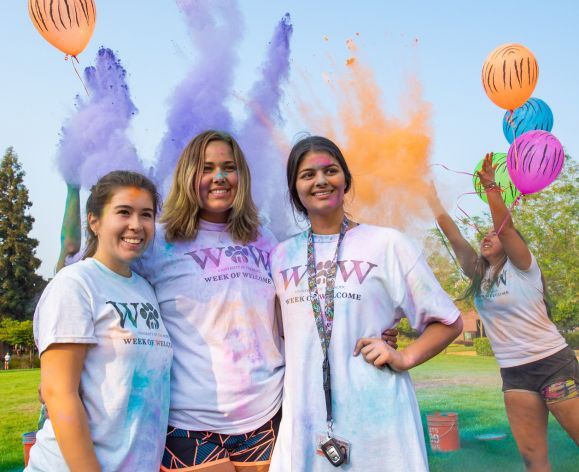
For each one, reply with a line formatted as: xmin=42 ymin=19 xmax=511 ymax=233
xmin=28 ymin=0 xmax=96 ymax=57
xmin=482 ymin=44 xmax=538 ymax=111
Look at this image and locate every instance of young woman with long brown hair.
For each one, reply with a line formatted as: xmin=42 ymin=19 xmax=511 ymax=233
xmin=269 ymin=135 xmax=462 ymax=471
xmin=28 ymin=171 xmax=172 ymax=472
xmin=428 ymin=153 xmax=578 ymax=472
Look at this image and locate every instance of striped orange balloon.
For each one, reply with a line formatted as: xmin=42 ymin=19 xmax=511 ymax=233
xmin=482 ymin=44 xmax=538 ymax=111
xmin=28 ymin=0 xmax=96 ymax=57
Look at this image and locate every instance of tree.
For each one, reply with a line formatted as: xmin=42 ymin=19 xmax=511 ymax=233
xmin=0 ymin=147 xmax=44 ymax=320
xmin=0 ymin=318 xmax=36 ymax=367
xmin=511 ymin=157 xmax=578 ymax=331
xmin=0 ymin=318 xmax=34 ymax=347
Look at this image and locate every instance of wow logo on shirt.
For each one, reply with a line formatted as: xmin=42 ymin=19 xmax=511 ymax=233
xmin=279 ymin=259 xmax=378 ymax=289
xmin=480 ymin=269 xmax=509 ymax=299
xmin=106 ymin=301 xmax=161 ymax=330
xmin=185 ymin=245 xmax=270 ymax=271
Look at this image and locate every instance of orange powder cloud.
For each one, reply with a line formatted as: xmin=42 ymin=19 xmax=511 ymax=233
xmin=297 ymin=39 xmax=433 ymax=230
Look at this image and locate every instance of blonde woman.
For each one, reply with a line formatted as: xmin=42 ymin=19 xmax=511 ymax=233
xmin=136 ymin=130 xmax=284 ymax=472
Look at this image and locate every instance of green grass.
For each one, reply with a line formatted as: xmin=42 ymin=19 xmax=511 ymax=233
xmin=443 ymin=343 xmax=477 ymax=353
xmin=413 ymin=355 xmax=578 ymax=472
xmin=0 ymin=357 xmax=577 ymax=471
xmin=0 ymin=369 xmax=40 ymax=472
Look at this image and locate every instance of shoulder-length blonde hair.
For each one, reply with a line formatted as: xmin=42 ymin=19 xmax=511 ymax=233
xmin=160 ymin=130 xmax=260 ymax=244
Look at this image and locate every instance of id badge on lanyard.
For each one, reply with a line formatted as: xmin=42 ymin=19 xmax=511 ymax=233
xmin=307 ymin=218 xmax=351 ymax=466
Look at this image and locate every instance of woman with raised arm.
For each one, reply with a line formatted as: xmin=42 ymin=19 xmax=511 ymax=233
xmin=269 ymin=135 xmax=462 ymax=471
xmin=428 ymin=152 xmax=578 ymax=472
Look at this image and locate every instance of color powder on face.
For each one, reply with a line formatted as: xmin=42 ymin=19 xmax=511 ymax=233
xmin=297 ymin=39 xmax=433 ymax=230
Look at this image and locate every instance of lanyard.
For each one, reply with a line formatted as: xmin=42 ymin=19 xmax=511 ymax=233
xmin=306 ymin=218 xmax=348 ymax=433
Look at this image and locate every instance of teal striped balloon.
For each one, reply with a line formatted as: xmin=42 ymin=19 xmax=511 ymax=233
xmin=503 ymin=97 xmax=554 ymax=144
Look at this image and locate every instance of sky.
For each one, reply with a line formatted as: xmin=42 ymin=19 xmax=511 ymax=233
xmin=1 ymin=0 xmax=578 ymax=278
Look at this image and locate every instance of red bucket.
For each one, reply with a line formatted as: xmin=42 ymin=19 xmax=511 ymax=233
xmin=22 ymin=431 xmax=36 ymax=467
xmin=427 ymin=412 xmax=460 ymax=452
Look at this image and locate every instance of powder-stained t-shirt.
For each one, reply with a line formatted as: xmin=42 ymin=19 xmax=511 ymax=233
xmin=474 ymin=255 xmax=566 ymax=368
xmin=136 ymin=220 xmax=284 ymax=434
xmin=269 ymin=225 xmax=460 ymax=472
xmin=27 ymin=258 xmax=173 ymax=472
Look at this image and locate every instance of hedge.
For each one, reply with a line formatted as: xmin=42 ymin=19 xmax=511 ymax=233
xmin=563 ymin=332 xmax=579 ymax=350
xmin=474 ymin=337 xmax=494 ymax=356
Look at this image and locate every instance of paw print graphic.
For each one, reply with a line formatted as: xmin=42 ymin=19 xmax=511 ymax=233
xmin=225 ymin=245 xmax=249 ymax=264
xmin=315 ymin=260 xmax=333 ymax=285
xmin=139 ymin=303 xmax=160 ymax=329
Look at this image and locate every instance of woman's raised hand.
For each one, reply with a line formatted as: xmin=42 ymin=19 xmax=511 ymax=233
xmin=477 ymin=152 xmax=497 ymax=188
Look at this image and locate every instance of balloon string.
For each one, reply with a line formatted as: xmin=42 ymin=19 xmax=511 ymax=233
xmin=495 ymin=194 xmax=523 ymax=236
xmin=66 ymin=55 xmax=90 ymax=97
xmin=455 ymin=191 xmax=485 ymax=236
xmin=431 ymin=163 xmax=474 ymax=177
xmin=431 ymin=163 xmax=485 ymax=235
xmin=507 ymin=109 xmax=521 ymax=171
xmin=506 ymin=109 xmax=516 ymax=144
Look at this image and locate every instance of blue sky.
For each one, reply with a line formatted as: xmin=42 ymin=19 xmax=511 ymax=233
xmin=1 ymin=0 xmax=577 ymax=277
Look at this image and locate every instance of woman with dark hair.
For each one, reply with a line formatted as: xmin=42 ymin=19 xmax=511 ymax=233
xmin=28 ymin=171 xmax=172 ymax=472
xmin=428 ymin=153 xmax=578 ymax=471
xmin=269 ymin=136 xmax=462 ymax=471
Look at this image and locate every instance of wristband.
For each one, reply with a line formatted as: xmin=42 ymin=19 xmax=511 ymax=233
xmin=483 ymin=182 xmax=499 ymax=191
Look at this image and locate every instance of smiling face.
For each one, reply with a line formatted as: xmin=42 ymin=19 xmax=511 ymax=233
xmin=89 ymin=186 xmax=155 ymax=276
xmin=198 ymin=140 xmax=239 ymax=223
xmin=295 ymin=151 xmax=347 ymax=218
xmin=480 ymin=229 xmax=505 ymax=262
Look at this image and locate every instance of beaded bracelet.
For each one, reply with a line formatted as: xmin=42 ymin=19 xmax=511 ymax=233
xmin=483 ymin=182 xmax=500 ymax=192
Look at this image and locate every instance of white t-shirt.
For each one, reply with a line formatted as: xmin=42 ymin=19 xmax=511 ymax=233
xmin=136 ymin=220 xmax=284 ymax=434
xmin=27 ymin=258 xmax=173 ymax=472
xmin=474 ymin=255 xmax=566 ymax=368
xmin=269 ymin=225 xmax=460 ymax=472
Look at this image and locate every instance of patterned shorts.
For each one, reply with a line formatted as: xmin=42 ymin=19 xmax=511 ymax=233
xmin=161 ymin=408 xmax=281 ymax=470
xmin=501 ymin=347 xmax=579 ymax=404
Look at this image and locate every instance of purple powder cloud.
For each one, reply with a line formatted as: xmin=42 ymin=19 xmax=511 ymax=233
xmin=56 ymin=48 xmax=144 ymax=188
xmin=55 ymin=2 xmax=296 ymax=240
xmin=154 ymin=0 xmax=243 ymax=188
xmin=237 ymin=14 xmax=295 ymax=238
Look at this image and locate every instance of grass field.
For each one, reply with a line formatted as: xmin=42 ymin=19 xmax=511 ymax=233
xmin=0 ymin=355 xmax=576 ymax=471
xmin=0 ymin=369 xmax=40 ymax=472
xmin=414 ymin=355 xmax=577 ymax=472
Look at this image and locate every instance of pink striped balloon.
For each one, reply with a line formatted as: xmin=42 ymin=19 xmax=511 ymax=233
xmin=507 ymin=130 xmax=564 ymax=195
